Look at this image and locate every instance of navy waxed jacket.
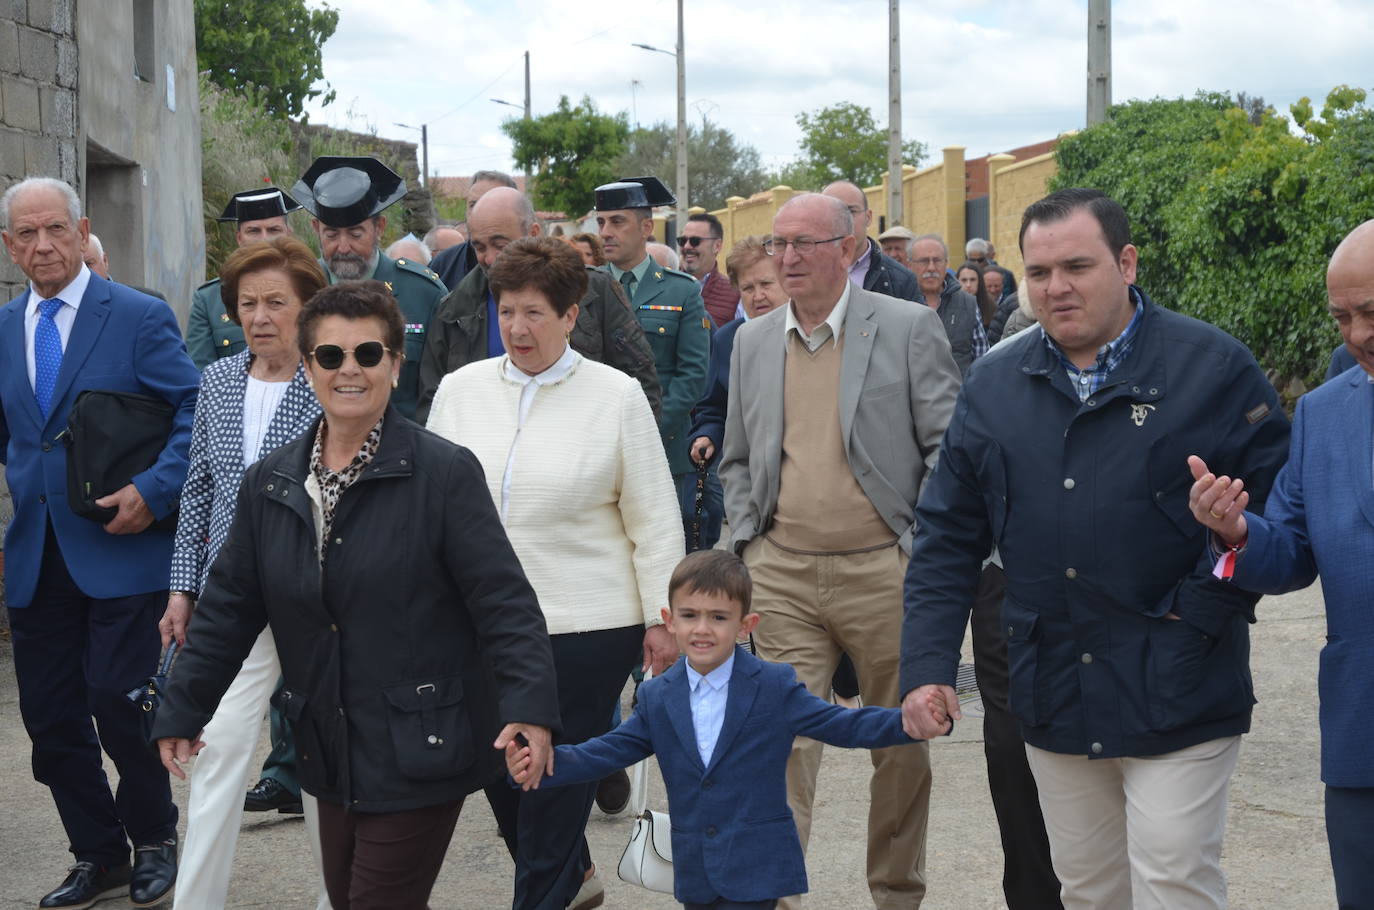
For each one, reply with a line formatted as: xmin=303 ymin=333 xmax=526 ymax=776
xmin=901 ymin=289 xmax=1291 ymax=758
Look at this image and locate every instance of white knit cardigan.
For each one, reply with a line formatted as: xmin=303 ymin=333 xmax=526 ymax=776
xmin=426 ymin=354 xmax=684 ymax=635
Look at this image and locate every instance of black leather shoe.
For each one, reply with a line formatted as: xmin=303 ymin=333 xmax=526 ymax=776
xmin=129 ymin=836 xmax=177 ymax=907
xmin=595 ymin=768 xmax=631 ymax=815
xmin=39 ymin=861 xmax=131 ymax=909
xmin=244 ymin=777 xmax=304 ymax=814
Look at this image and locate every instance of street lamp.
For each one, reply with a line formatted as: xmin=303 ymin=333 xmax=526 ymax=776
xmin=393 ymin=121 xmax=428 ymax=186
xmin=632 ymin=0 xmax=688 ymax=229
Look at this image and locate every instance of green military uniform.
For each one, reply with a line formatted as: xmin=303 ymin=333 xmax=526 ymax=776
xmin=606 ymin=257 xmax=710 ymax=475
xmin=185 ymin=278 xmax=246 ymax=369
xmin=323 ymin=254 xmax=447 ymax=421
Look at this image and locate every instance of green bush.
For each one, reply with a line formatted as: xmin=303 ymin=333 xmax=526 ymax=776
xmin=1051 ymin=88 xmax=1374 ymax=389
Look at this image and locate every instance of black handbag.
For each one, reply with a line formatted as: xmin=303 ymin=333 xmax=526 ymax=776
xmin=61 ymin=389 xmax=178 ymax=531
xmin=125 ymin=642 xmax=178 ymax=742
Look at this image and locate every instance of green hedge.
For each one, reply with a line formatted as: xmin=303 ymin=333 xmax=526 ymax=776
xmin=1050 ymin=88 xmax=1374 ymax=389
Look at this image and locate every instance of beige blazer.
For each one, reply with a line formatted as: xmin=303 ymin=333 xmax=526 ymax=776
xmin=720 ymin=285 xmax=961 ymax=555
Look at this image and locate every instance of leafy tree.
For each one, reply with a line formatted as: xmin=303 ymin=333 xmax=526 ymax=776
xmin=614 ymin=119 xmax=769 ymax=210
xmin=1051 ymin=88 xmax=1374 ymax=389
xmin=779 ymin=102 xmax=927 ymax=189
xmin=195 ymin=0 xmax=339 ymax=119
xmin=503 ymin=96 xmax=630 ymax=216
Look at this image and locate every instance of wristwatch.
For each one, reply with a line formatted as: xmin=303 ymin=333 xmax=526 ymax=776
xmin=169 ymin=590 xmax=197 ymax=600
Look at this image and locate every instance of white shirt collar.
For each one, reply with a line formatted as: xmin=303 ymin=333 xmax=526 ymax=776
xmin=501 ymin=344 xmax=581 ymax=386
xmin=685 ymin=649 xmax=736 ymax=692
xmin=27 ymin=264 xmax=91 ymax=315
xmin=784 ymin=281 xmax=852 ymax=349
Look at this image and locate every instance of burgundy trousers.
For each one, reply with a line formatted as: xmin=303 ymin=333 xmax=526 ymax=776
xmin=316 ymin=797 xmax=464 ymax=910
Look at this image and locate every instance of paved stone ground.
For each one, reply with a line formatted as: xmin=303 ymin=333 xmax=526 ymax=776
xmin=0 ymin=587 xmax=1334 ymax=908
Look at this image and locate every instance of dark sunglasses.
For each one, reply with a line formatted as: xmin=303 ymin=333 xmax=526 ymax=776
xmin=309 ymin=341 xmax=391 ymax=370
xmin=676 ymin=235 xmax=718 ymax=248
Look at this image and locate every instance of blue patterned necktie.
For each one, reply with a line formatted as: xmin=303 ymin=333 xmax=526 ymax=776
xmin=34 ymin=298 xmax=64 ymax=418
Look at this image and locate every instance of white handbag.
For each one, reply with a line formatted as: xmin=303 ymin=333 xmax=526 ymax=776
xmin=616 ymin=669 xmax=675 ymax=894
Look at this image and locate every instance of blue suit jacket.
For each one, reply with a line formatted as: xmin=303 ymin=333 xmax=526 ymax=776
xmin=686 ymin=316 xmax=743 ymax=466
xmin=542 ymin=647 xmax=915 ymax=904
xmin=0 ymin=276 xmax=200 ymax=607
xmin=1233 ymin=366 xmax=1374 ymax=787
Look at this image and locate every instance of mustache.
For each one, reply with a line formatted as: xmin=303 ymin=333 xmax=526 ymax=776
xmin=329 ymin=252 xmax=369 ymax=279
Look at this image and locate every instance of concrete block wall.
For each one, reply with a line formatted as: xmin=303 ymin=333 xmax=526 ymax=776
xmin=0 ymin=0 xmax=79 ymax=303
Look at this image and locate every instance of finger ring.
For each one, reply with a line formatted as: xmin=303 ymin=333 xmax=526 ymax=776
xmin=1209 ymin=509 xmax=1225 ymax=519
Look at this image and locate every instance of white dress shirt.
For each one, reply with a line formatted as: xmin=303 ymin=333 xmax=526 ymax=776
xmin=499 ymin=344 xmax=581 ymax=519
xmin=784 ymin=281 xmax=852 ymax=352
xmin=685 ymin=650 xmax=735 ymax=767
xmin=24 ymin=264 xmax=91 ymax=389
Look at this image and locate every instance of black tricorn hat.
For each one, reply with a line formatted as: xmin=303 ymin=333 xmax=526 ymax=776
xmin=594 ymin=176 xmax=676 ymax=211
xmin=292 ymin=156 xmax=407 ymax=227
xmin=216 ymin=186 xmax=303 ymax=223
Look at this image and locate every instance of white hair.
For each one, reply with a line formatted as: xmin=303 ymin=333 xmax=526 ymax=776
xmin=86 ymin=232 xmax=105 ymax=257
xmin=966 ymin=237 xmax=990 ymax=256
xmin=1 ymin=177 xmax=82 ymax=230
xmin=647 ymin=242 xmax=679 ymax=270
xmin=386 ymin=237 xmax=433 ymax=264
xmin=913 ymin=233 xmax=949 ymax=258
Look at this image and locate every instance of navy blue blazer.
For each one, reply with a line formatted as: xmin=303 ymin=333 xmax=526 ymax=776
xmin=542 ymin=647 xmax=915 ymax=904
xmin=0 ymin=275 xmax=200 ymax=607
xmin=1232 ymin=366 xmax=1374 ymax=787
xmin=687 ymin=316 xmax=743 ymax=465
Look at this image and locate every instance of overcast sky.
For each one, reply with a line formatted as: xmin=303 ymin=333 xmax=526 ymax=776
xmin=300 ymin=0 xmax=1374 ymax=187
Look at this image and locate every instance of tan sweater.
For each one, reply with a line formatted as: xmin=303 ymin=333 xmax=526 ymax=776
xmin=426 ymin=356 xmax=683 ymax=634
xmin=769 ymin=333 xmax=895 ymax=553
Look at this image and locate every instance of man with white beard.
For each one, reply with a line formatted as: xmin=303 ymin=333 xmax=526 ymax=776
xmin=294 ymin=156 xmax=448 ymax=419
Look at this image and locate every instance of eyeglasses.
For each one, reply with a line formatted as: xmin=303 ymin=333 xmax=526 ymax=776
xmin=967 ymin=256 xmax=987 ymax=265
xmin=309 ymin=341 xmax=392 ymax=370
xmin=912 ymin=256 xmax=948 ymax=268
xmin=763 ymin=236 xmax=847 ymax=256
xmin=676 ymin=235 xmax=719 ymax=248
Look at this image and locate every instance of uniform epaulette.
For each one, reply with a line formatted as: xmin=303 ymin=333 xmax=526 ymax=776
xmin=394 ymin=258 xmax=447 ymax=289
xmin=196 ymin=277 xmax=221 ymax=291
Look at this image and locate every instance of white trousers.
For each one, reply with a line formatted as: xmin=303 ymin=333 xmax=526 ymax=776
xmin=173 ymin=627 xmax=332 ymax=910
xmin=1026 ymin=736 xmax=1241 ymax=910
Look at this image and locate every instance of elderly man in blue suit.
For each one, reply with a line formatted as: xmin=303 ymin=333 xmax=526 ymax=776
xmin=1 ymin=177 xmax=199 ymax=909
xmin=1189 ymin=218 xmax=1374 ymax=910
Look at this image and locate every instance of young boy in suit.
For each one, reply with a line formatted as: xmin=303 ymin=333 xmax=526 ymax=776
xmin=506 ymin=549 xmax=925 ymax=910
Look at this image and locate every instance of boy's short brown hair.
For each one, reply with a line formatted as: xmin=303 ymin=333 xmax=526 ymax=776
xmin=668 ymin=550 xmax=752 ymax=616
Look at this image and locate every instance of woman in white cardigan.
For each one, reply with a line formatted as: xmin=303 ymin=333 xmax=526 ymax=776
xmin=426 ymin=236 xmax=682 ymax=910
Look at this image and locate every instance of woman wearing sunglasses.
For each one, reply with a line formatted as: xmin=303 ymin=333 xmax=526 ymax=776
xmin=158 ymin=235 xmax=331 ymax=910
xmin=426 ymin=237 xmax=682 ymax=910
xmin=154 ymin=279 xmax=560 ymax=910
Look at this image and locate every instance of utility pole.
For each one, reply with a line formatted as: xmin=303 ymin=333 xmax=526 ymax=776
xmin=523 ymin=50 xmax=533 ymax=187
xmin=674 ymin=0 xmax=688 ymax=229
xmin=420 ymin=124 xmax=428 ymax=186
xmin=1087 ymin=0 xmax=1111 ymax=126
xmin=887 ymin=0 xmax=903 ymax=227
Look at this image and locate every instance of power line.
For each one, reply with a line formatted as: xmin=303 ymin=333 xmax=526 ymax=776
xmin=427 ymin=56 xmax=523 ymax=125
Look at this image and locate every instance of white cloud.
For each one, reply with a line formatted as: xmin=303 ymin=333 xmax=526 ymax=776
xmin=300 ymin=0 xmax=1374 ymax=186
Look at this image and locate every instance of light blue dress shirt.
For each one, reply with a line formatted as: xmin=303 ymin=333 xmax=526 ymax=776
xmin=685 ymin=651 xmax=735 ymax=767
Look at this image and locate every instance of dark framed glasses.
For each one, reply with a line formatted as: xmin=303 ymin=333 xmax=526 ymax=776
xmin=309 ymin=341 xmax=391 ymax=370
xmin=676 ymin=235 xmax=718 ymax=248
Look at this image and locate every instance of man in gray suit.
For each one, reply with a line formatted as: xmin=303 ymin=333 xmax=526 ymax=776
xmin=720 ymin=192 xmax=961 ymax=909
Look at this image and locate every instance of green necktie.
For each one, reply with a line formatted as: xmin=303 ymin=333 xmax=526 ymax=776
xmin=619 ymin=269 xmax=636 ymax=303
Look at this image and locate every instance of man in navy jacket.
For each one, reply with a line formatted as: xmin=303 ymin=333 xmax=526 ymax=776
xmin=1 ymin=177 xmax=199 ymax=908
xmin=900 ymin=189 xmax=1290 ymax=909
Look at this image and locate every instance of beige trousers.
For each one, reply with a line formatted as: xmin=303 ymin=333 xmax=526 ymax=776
xmin=745 ymin=536 xmax=931 ymax=910
xmin=1025 ymin=736 xmax=1241 ymax=910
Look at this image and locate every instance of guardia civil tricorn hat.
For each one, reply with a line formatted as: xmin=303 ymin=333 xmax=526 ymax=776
xmin=216 ymin=186 xmax=303 ymax=223
xmin=292 ymin=156 xmax=407 ymax=227
xmin=593 ymin=176 xmax=676 ymax=211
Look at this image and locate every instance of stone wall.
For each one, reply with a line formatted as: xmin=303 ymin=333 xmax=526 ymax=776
xmin=987 ymin=151 xmax=1059 ymax=282
xmin=1 ymin=0 xmax=79 ymax=302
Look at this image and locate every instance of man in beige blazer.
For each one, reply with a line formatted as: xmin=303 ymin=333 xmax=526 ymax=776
xmin=720 ymin=193 xmax=961 ymax=909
